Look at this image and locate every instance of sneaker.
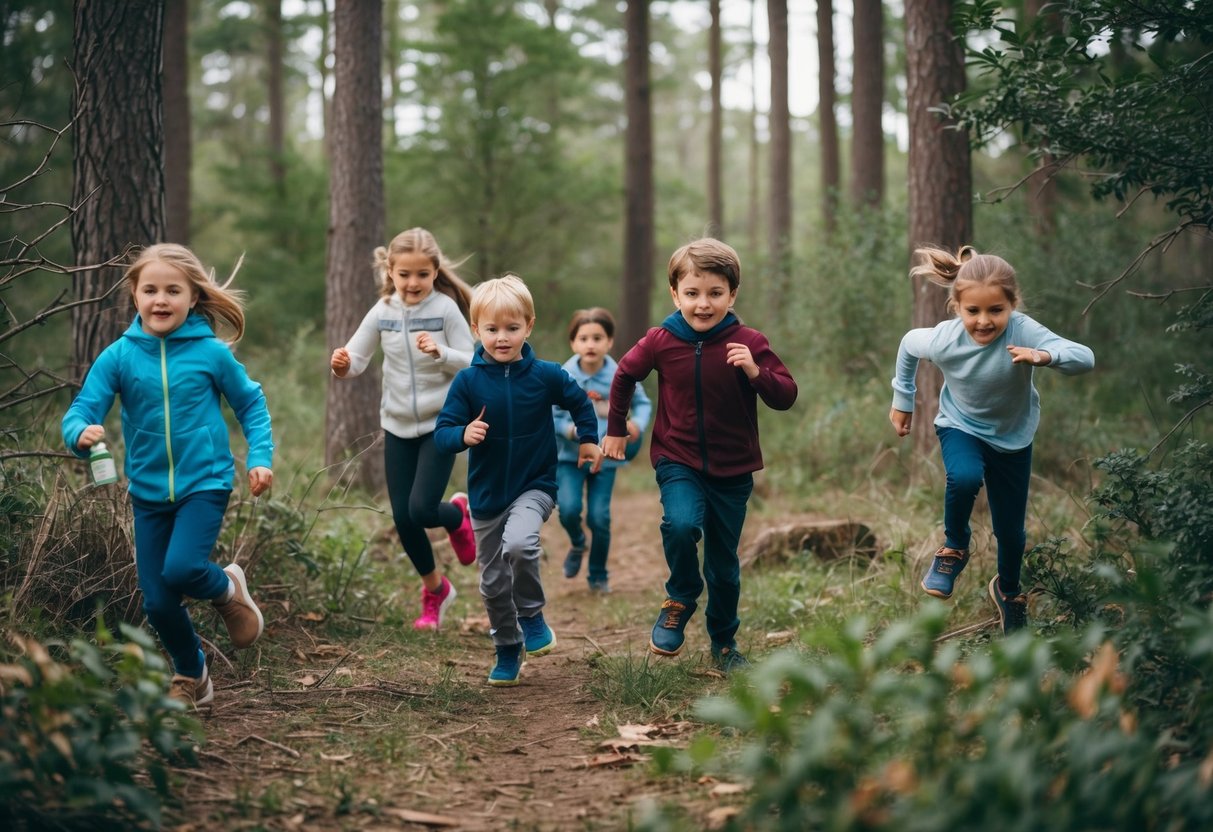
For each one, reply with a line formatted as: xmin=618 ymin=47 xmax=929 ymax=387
xmin=587 ymin=579 xmax=611 ymax=594
xmin=711 ymin=643 xmax=750 ymax=674
xmin=214 ymin=563 xmax=264 ymax=648
xmin=921 ymin=546 xmax=969 ymax=599
xmin=168 ymin=664 xmax=214 ymax=708
xmin=448 ymin=493 xmax=477 ymax=566
xmin=413 ymin=576 xmax=457 ymax=631
xmin=650 ymin=599 xmax=696 ymax=656
xmin=519 ymin=611 xmax=556 ymax=656
xmin=488 ymin=642 xmax=526 ymax=686
xmin=562 ymin=546 xmax=585 ymax=579
xmin=988 ymin=576 xmax=1029 ymax=634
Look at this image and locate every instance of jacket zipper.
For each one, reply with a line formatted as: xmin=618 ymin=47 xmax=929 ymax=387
xmin=160 ymin=338 xmax=176 ymax=502
xmin=504 ymin=363 xmax=512 ymax=476
xmin=695 ymin=340 xmax=708 ymax=473
xmin=404 ymin=309 xmax=421 ymax=430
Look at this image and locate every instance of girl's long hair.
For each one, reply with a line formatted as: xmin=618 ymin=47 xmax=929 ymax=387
xmin=910 ymin=245 xmax=1020 ymax=312
xmin=124 ymin=244 xmax=247 ymax=342
xmin=373 ymin=227 xmax=473 ymax=321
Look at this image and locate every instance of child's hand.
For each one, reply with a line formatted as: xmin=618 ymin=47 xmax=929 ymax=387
xmin=601 ymin=435 xmax=627 ymax=460
xmin=77 ymin=424 xmax=105 ymax=450
xmin=463 ymin=406 xmax=488 ymax=446
xmin=579 ymin=442 xmax=603 ymax=473
xmin=248 ymin=466 xmax=273 ymax=496
xmin=1008 ymin=345 xmax=1051 ymax=366
xmin=889 ymin=408 xmax=912 ymax=437
xmin=625 ymin=419 xmax=641 ymax=441
xmin=726 ymin=342 xmax=760 ymax=379
xmin=416 ymin=332 xmax=441 ymax=358
xmin=330 ymin=347 xmax=351 ymax=377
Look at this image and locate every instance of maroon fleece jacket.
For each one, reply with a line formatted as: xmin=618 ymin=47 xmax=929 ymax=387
xmin=607 ymin=319 xmax=797 ymax=477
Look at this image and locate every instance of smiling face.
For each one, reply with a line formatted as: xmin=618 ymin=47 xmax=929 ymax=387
xmin=571 ymin=322 xmax=612 ymax=374
xmin=955 ymin=281 xmax=1014 ymax=345
xmin=390 ymin=250 xmax=437 ymax=306
xmin=474 ymin=310 xmax=534 ymax=364
xmin=670 ymin=271 xmax=737 ymax=332
xmin=135 ymin=261 xmax=197 ymax=337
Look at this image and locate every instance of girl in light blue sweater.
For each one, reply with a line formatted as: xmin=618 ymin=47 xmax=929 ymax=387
xmin=889 ymin=246 xmax=1094 ymax=633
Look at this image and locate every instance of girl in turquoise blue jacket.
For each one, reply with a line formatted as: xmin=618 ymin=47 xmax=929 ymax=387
xmin=62 ymin=244 xmax=274 ymax=707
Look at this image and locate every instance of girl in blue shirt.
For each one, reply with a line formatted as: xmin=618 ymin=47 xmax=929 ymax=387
xmin=63 ymin=244 xmax=274 ymax=707
xmin=889 ymin=246 xmax=1094 ymax=633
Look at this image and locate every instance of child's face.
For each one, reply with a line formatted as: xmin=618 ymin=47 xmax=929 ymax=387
xmin=474 ymin=310 xmax=534 ymax=363
xmin=390 ymin=250 xmax=437 ymax=306
xmin=955 ymin=281 xmax=1014 ymax=346
xmin=670 ymin=271 xmax=736 ymax=332
xmin=571 ymin=322 xmax=612 ymax=370
xmin=135 ymin=261 xmax=197 ymax=337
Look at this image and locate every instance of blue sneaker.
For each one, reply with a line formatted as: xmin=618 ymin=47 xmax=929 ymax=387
xmin=519 ymin=612 xmax=556 ymax=657
xmin=921 ymin=546 xmax=969 ymax=599
xmin=711 ymin=642 xmax=750 ymax=674
xmin=562 ymin=546 xmax=585 ymax=579
xmin=650 ymin=599 xmax=696 ymax=656
xmin=988 ymin=576 xmax=1028 ymax=634
xmin=587 ymin=578 xmax=611 ymax=594
xmin=488 ymin=642 xmax=526 ymax=686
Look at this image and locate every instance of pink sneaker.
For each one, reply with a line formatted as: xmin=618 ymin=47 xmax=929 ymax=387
xmin=448 ymin=492 xmax=477 ymax=566
xmin=413 ymin=576 xmax=457 ymax=631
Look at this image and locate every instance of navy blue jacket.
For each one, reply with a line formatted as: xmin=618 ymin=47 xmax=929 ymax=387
xmin=435 ymin=343 xmax=598 ymax=518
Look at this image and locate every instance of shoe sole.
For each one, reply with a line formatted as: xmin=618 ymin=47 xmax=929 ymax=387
xmin=526 ymin=632 xmax=556 ymax=657
xmin=921 ymin=579 xmax=954 ymax=600
xmin=223 ymin=563 xmax=264 ymax=647
xmin=649 ymin=639 xmax=683 ymax=657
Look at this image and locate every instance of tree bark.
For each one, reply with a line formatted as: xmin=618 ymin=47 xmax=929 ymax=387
xmin=850 ymin=0 xmax=884 ymax=207
xmin=620 ymin=0 xmax=654 ymax=356
xmin=708 ymin=0 xmax=723 ymax=238
xmin=1025 ymin=0 xmax=1058 ymax=238
xmin=267 ymin=0 xmax=286 ymax=195
xmin=163 ymin=0 xmax=190 ymax=244
xmin=71 ymin=0 xmax=166 ymax=379
xmin=817 ymin=0 xmax=839 ymax=233
xmin=906 ymin=0 xmax=972 ymax=453
xmin=325 ymin=0 xmax=385 ymax=489
xmin=767 ymin=0 xmax=791 ymax=310
xmin=747 ymin=0 xmax=760 ymax=260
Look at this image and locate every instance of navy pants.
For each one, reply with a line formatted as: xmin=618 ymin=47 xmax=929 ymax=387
xmin=655 ymin=460 xmax=753 ymax=649
xmin=384 ymin=430 xmax=463 ymax=577
xmin=937 ymin=426 xmax=1033 ymax=595
xmin=555 ymin=461 xmax=617 ymax=584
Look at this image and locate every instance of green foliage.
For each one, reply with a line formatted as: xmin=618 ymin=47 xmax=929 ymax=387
xmin=587 ymin=651 xmax=701 ymax=718
xmin=0 ymin=622 xmax=200 ymax=829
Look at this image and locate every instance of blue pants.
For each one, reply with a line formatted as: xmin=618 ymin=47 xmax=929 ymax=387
xmin=555 ymin=461 xmax=617 ymax=583
xmin=937 ymin=426 xmax=1033 ymax=595
xmin=655 ymin=460 xmax=753 ymax=648
xmin=132 ymin=490 xmax=231 ymax=677
xmin=384 ymin=430 xmax=462 ymax=577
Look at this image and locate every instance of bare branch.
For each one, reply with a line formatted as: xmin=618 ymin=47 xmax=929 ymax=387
xmin=1079 ymin=221 xmax=1194 ymax=314
xmin=0 ymin=272 xmax=127 ymax=346
xmin=0 ymin=117 xmax=74 ymax=195
xmin=1149 ymin=399 xmax=1213 ymax=457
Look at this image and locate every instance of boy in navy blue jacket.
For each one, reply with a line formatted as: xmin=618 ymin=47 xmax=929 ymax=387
xmin=435 ymin=275 xmax=602 ymax=686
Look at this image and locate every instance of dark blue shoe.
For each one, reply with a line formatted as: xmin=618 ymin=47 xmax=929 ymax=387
xmin=988 ymin=576 xmax=1028 ymax=634
xmin=711 ymin=642 xmax=751 ymax=674
xmin=650 ymin=599 xmax=696 ymax=656
xmin=519 ymin=612 xmax=556 ymax=657
xmin=921 ymin=546 xmax=969 ymax=599
xmin=562 ymin=546 xmax=585 ymax=579
xmin=488 ymin=642 xmax=526 ymax=686
xmin=587 ymin=579 xmax=611 ymax=594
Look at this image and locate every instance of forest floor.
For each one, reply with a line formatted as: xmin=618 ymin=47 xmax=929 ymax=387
xmin=167 ymin=487 xmax=773 ymax=831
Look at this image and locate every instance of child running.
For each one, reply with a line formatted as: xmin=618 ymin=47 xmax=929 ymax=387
xmin=553 ymin=307 xmax=652 ymax=593
xmin=602 ymin=238 xmax=798 ymax=673
xmin=889 ymin=245 xmax=1094 ymax=633
xmin=330 ymin=227 xmax=477 ymax=631
xmin=62 ymin=244 xmax=273 ymax=708
xmin=435 ymin=275 xmax=601 ymax=686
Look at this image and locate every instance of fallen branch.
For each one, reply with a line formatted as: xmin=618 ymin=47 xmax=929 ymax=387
xmin=235 ymin=733 xmax=301 ymax=759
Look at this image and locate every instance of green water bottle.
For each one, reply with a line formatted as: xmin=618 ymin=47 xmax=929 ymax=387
xmin=89 ymin=441 xmax=118 ymax=485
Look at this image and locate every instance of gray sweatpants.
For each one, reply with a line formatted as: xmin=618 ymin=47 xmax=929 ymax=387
xmin=472 ymin=489 xmax=555 ymax=647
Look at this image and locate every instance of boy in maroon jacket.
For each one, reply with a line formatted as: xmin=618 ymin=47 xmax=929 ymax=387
xmin=601 ymin=238 xmax=797 ymax=672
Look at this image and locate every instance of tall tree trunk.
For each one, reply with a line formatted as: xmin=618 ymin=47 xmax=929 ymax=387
xmin=817 ymin=0 xmax=839 ymax=234
xmin=385 ymin=0 xmax=400 ymax=143
xmin=767 ymin=0 xmax=791 ymax=312
xmin=317 ymin=0 xmax=332 ymax=152
xmin=850 ymin=0 xmax=884 ymax=207
xmin=71 ymin=0 xmax=166 ymax=379
xmin=1025 ymin=0 xmax=1058 ymax=238
xmin=267 ymin=0 xmax=286 ymax=196
xmin=620 ymin=0 xmax=654 ymax=355
xmin=325 ymin=0 xmax=385 ymax=489
xmin=708 ymin=0 xmax=723 ymax=238
xmin=747 ymin=0 xmax=760 ymax=260
xmin=906 ymin=0 xmax=972 ymax=453
xmin=163 ymin=0 xmax=190 ymax=245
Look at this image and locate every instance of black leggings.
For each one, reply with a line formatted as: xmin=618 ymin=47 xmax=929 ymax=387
xmin=384 ymin=430 xmax=462 ymax=576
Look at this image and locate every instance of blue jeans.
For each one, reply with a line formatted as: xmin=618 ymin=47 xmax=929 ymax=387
xmin=937 ymin=426 xmax=1033 ymax=595
xmin=655 ymin=460 xmax=753 ymax=648
xmin=555 ymin=461 xmax=617 ymax=583
xmin=132 ymin=490 xmax=231 ymax=676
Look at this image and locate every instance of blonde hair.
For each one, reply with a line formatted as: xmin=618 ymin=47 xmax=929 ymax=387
xmin=124 ymin=243 xmax=247 ymax=342
xmin=374 ymin=227 xmax=472 ymax=321
xmin=668 ymin=237 xmax=741 ymax=291
xmin=470 ymin=274 xmax=535 ymax=325
xmin=566 ymin=307 xmax=616 ymax=342
xmin=910 ymin=245 xmax=1020 ymax=313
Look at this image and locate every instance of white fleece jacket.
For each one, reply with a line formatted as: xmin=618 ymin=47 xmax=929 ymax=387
xmin=340 ymin=290 xmax=474 ymax=438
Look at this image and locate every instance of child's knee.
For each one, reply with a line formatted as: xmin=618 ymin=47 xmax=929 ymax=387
xmin=160 ymin=560 xmax=211 ymax=595
xmin=946 ymin=469 xmax=984 ymax=495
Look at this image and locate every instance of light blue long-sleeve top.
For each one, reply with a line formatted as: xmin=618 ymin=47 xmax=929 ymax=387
xmin=891 ymin=311 xmax=1094 ymax=451
xmin=552 ymin=354 xmax=652 ymax=469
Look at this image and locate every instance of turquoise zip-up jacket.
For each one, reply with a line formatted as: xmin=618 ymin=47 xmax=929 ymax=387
xmin=62 ymin=313 xmax=274 ymax=503
xmin=553 ymin=354 xmax=651 ymax=470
